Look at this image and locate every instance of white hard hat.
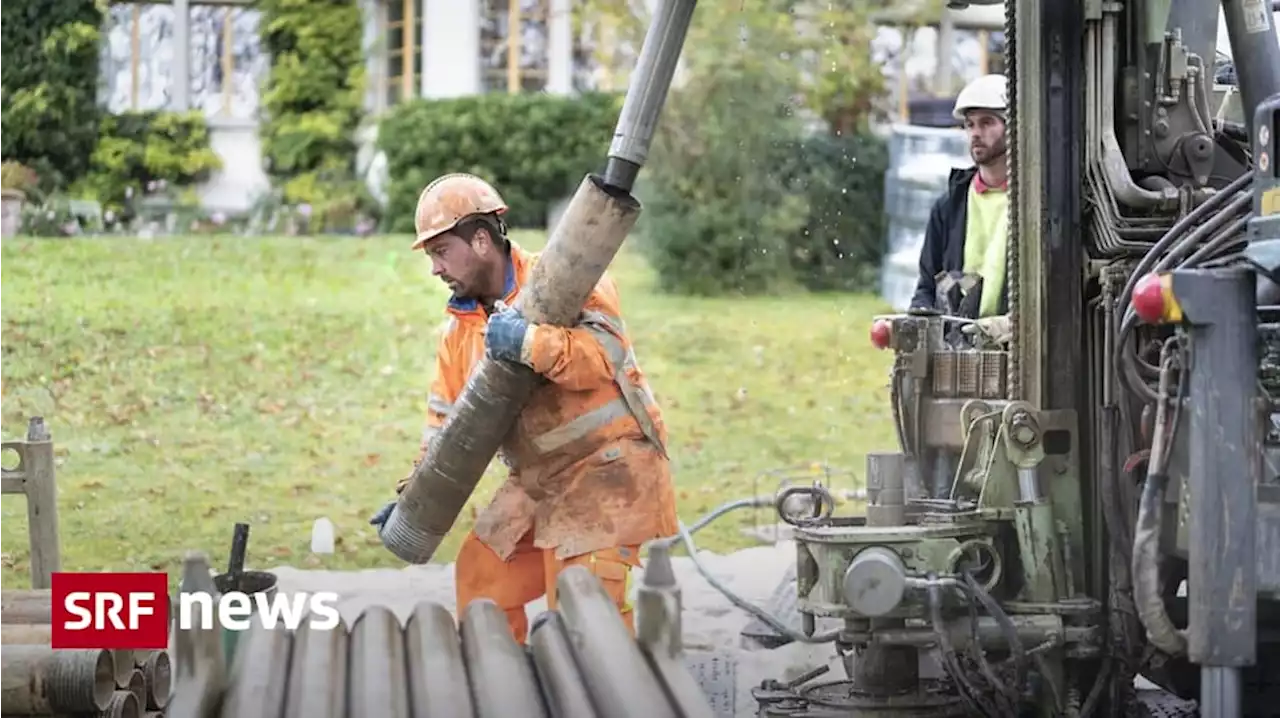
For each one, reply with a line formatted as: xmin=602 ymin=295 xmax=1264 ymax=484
xmin=953 ymin=74 xmax=1008 ymax=121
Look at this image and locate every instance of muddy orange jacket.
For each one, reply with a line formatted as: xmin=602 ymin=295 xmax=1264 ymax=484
xmin=404 ymin=242 xmax=678 ymax=561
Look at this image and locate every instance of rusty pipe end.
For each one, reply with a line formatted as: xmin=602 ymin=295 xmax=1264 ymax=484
xmin=379 ymin=503 xmax=445 ymax=564
xmin=127 ymin=668 xmax=146 ymax=710
xmin=144 ymin=650 xmax=172 ymax=710
xmin=104 ymin=689 xmax=141 ymax=718
xmin=51 ymin=648 xmax=118 ymax=712
xmin=110 ymin=650 xmax=134 ymax=687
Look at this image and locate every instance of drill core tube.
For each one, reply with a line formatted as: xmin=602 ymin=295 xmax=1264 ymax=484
xmin=405 ymin=601 xmax=474 ymax=718
xmin=0 ymin=646 xmax=116 ymax=713
xmin=381 ymin=175 xmax=642 ymax=564
xmin=460 ymin=599 xmax=549 ymax=718
xmin=556 ymin=565 xmax=680 ymax=718
xmin=528 ymin=612 xmax=600 ymax=718
xmin=349 ymin=605 xmax=411 ymax=718
xmin=282 ymin=619 xmax=349 ymax=718
xmin=604 ymin=0 xmax=698 ymax=191
xmin=218 ymin=623 xmax=293 ymax=718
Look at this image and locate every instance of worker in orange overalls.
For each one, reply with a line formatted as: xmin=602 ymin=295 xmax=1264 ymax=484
xmin=369 ymin=173 xmax=680 ymax=644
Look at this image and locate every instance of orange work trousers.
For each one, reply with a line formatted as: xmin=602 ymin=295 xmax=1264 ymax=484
xmin=454 ymin=528 xmax=642 ymax=644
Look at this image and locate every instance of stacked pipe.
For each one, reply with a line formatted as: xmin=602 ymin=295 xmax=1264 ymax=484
xmin=169 ymin=559 xmax=716 ymax=718
xmin=1 ymin=590 xmax=173 ymax=718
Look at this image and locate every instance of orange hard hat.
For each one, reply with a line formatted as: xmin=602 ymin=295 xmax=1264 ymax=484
xmin=411 ymin=173 xmax=508 ymax=251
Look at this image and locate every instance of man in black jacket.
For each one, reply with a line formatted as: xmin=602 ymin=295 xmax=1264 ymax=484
xmin=910 ymin=73 xmax=1013 ymax=344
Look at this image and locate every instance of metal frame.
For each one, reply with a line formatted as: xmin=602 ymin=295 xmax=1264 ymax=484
xmin=111 ymin=0 xmax=258 ymax=116
xmin=383 ymin=0 xmax=423 ymax=106
xmin=482 ymin=0 xmax=551 ymax=94
xmin=1 ymin=417 xmax=62 ymax=590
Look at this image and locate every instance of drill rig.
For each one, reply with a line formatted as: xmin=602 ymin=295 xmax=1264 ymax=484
xmin=713 ymin=0 xmax=1280 ymax=716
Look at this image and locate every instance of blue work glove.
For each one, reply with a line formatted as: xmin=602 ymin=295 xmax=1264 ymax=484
xmin=369 ymin=500 xmax=396 ymax=535
xmin=485 ymin=302 xmax=533 ymax=365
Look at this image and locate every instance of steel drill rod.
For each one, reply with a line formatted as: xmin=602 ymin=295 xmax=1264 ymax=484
xmin=1 ymin=588 xmax=52 ymax=624
xmin=380 ymin=0 xmax=697 ymax=565
xmin=99 ymin=689 xmax=140 ymax=718
xmin=604 ymin=0 xmax=698 ymax=191
xmin=460 ymin=599 xmax=549 ymax=718
xmin=528 ymin=611 xmax=600 ymax=718
xmin=381 ymin=175 xmax=643 ymax=563
xmin=126 ymin=668 xmax=147 ymax=714
xmin=556 ymin=566 xmax=680 ymax=718
xmin=349 ymin=605 xmax=411 ymax=718
xmin=282 ymin=619 xmax=348 ymax=718
xmin=142 ymin=650 xmax=171 ymax=710
xmin=218 ymin=623 xmax=294 ymax=718
xmin=1 ymin=646 xmax=115 ymax=713
xmin=404 ymin=601 xmax=475 ymax=718
xmin=111 ymin=651 xmax=138 ymax=689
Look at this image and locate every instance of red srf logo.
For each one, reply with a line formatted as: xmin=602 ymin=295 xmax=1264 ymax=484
xmin=51 ymin=572 xmax=169 ymax=650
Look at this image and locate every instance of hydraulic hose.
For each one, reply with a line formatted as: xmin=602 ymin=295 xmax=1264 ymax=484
xmin=1131 ymin=339 xmax=1189 ymax=656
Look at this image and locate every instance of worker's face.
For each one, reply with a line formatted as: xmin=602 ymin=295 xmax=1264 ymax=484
xmin=422 ymin=229 xmax=498 ymax=297
xmin=964 ymin=110 xmax=1007 ymax=166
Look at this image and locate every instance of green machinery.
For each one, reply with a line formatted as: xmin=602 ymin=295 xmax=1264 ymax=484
xmin=681 ymin=0 xmax=1280 ymax=716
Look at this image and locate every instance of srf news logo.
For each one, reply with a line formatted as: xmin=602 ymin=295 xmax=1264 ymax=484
xmin=51 ymin=572 xmax=341 ymax=650
xmin=52 ymin=573 xmax=168 ymax=650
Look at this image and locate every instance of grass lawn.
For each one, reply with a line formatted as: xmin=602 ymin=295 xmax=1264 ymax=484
xmin=0 ymin=230 xmax=897 ymax=589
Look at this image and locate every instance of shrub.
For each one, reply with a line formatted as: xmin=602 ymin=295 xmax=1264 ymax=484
xmin=777 ymin=132 xmax=890 ymax=292
xmin=377 ymin=92 xmax=623 ymax=232
xmin=0 ymin=0 xmax=105 ymax=193
xmin=633 ymin=0 xmax=812 ymax=296
xmin=71 ymin=111 xmax=223 ymax=219
xmin=258 ymin=0 xmax=372 ymax=233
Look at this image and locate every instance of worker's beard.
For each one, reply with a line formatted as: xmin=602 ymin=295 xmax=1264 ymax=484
xmin=971 ymin=135 xmax=1008 ymax=166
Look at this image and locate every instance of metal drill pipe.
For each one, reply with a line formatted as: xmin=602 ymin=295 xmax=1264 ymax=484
xmin=556 ymin=566 xmax=679 ymax=718
xmin=528 ymin=611 xmax=599 ymax=718
xmin=142 ymin=650 xmax=171 ymax=710
xmin=219 ymin=623 xmax=294 ymax=718
xmin=283 ymin=619 xmax=348 ymax=718
xmin=404 ymin=601 xmax=475 ymax=718
xmin=99 ymin=689 xmax=141 ymax=718
xmin=1 ymin=588 xmax=52 ymax=624
xmin=381 ymin=0 xmax=697 ymax=564
xmin=126 ymin=668 xmax=147 ymax=712
xmin=349 ymin=605 xmax=411 ymax=718
xmin=111 ymin=651 xmax=137 ymax=689
xmin=604 ymin=0 xmax=699 ymax=191
xmin=1 ymin=646 xmax=115 ymax=713
xmin=460 ymin=599 xmax=549 ymax=718
xmin=381 ymin=175 xmax=642 ymax=563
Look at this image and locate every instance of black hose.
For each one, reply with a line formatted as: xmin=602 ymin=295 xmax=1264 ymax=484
xmin=928 ymin=581 xmax=1001 ymax=718
xmin=1116 ymin=173 xmax=1252 ymax=309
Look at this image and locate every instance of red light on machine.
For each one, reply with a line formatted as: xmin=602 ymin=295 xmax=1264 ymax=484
xmin=870 ymin=319 xmax=893 ymax=350
xmin=1132 ymin=272 xmax=1183 ymax=324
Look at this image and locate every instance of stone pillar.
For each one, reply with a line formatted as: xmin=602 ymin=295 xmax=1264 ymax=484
xmin=172 ymin=0 xmax=190 ymax=110
xmin=423 ymin=0 xmax=481 ymax=98
xmin=546 ymin=0 xmax=573 ymax=95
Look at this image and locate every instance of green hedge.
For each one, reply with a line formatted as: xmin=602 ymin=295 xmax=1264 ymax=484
xmin=0 ymin=0 xmax=104 ymax=193
xmin=777 ymin=133 xmax=890 ymax=292
xmin=377 ymin=92 xmax=623 ymax=231
xmin=74 ymin=111 xmax=223 ymax=218
xmin=259 ymin=0 xmax=371 ymax=232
